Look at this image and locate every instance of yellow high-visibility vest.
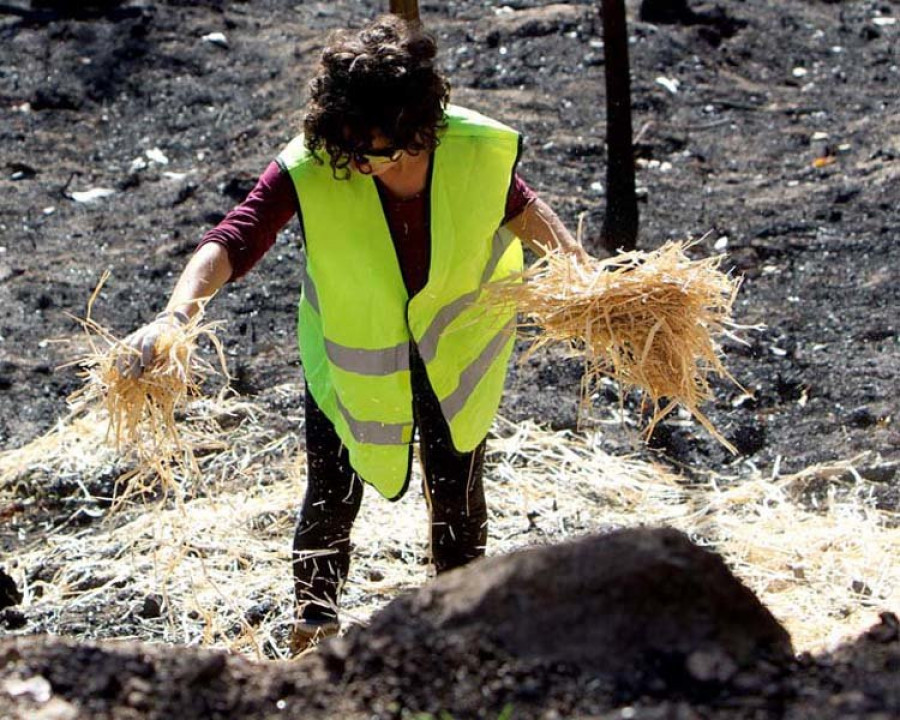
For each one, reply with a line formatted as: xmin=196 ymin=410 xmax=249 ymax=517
xmin=278 ymin=105 xmax=523 ymax=499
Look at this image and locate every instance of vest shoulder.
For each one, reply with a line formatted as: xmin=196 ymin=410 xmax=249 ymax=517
xmin=277 ymin=135 xmax=320 ymax=173
xmin=444 ymin=105 xmax=519 ymax=142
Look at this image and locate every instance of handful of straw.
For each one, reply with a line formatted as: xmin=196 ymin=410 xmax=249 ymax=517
xmin=490 ymin=241 xmax=744 ymax=450
xmin=67 ymin=272 xmax=228 ymax=489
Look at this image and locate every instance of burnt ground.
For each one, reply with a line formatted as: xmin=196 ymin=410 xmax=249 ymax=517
xmin=1 ymin=533 xmax=899 ymax=720
xmin=0 ymin=0 xmax=898 ymax=471
xmin=0 ymin=0 xmax=898 ymax=718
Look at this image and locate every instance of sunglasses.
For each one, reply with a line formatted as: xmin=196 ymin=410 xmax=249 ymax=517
xmin=353 ymin=147 xmax=404 ymax=167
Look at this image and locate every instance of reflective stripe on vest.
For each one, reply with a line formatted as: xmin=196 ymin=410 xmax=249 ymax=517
xmin=335 ymin=394 xmax=410 ymax=444
xmin=417 ymin=226 xmax=518 ymax=364
xmin=304 ymin=230 xmax=515 ymax=372
xmin=281 ymin=105 xmax=523 ymax=498
xmin=441 ymin=317 xmax=516 ymax=422
xmin=302 ymin=268 xmax=412 ymax=376
xmin=306 ymin=266 xmax=515 ymax=427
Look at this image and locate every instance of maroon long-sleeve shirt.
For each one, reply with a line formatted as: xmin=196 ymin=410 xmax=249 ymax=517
xmin=197 ymin=160 xmax=537 ymax=296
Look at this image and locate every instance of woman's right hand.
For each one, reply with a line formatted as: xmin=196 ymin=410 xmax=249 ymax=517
xmin=115 ymin=241 xmax=232 ymax=378
xmin=116 ymin=310 xmax=189 ymax=379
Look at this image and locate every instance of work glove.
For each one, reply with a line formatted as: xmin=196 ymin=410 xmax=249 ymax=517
xmin=116 ymin=309 xmax=189 ymax=379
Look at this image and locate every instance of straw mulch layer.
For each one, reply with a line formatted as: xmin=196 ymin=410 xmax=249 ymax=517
xmin=491 ymin=241 xmax=745 ymax=450
xmin=1 ymin=391 xmax=896 ymax=659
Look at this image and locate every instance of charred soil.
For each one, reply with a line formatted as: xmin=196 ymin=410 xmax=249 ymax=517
xmin=1 ymin=0 xmax=899 ymax=718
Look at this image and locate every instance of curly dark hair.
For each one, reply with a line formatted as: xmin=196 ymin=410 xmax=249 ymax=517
xmin=303 ymin=15 xmax=450 ymax=178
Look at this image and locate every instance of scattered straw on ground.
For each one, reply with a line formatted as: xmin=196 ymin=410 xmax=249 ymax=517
xmin=691 ymin=460 xmax=900 ymax=650
xmin=2 ymin=393 xmax=897 ymax=660
xmin=489 ymin=241 xmax=746 ymax=450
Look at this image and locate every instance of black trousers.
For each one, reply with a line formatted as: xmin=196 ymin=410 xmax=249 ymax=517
xmin=292 ymin=350 xmax=487 ymax=623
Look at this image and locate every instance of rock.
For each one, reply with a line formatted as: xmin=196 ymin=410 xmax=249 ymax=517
xmin=647 ymin=422 xmax=695 ymax=461
xmin=866 ymin=612 xmax=900 ymax=644
xmin=31 ymin=81 xmax=84 ymax=111
xmin=860 ymin=463 xmax=898 ymax=484
xmin=848 ymin=406 xmax=877 ymax=428
xmin=336 ymin=528 xmax=793 ymax=690
xmin=201 ymin=32 xmax=229 ymax=49
xmin=834 ymin=186 xmax=862 ymax=204
xmin=0 ymin=567 xmax=23 ymax=610
xmin=640 ymin=0 xmax=696 ymax=25
xmin=872 ymin=484 xmax=900 ymax=513
xmin=67 ymin=187 xmax=117 ymax=204
xmin=170 ymin=181 xmax=197 ymax=206
xmin=203 ymin=210 xmax=226 ymax=225
xmin=2 ymin=608 xmax=27 ymax=630
xmin=8 ymin=162 xmax=37 ymax=181
xmin=730 ymin=422 xmax=767 ymax=456
xmin=220 ymin=175 xmax=256 ymax=202
xmin=137 ymin=594 xmax=164 ymax=619
xmin=861 ymin=25 xmax=881 ymax=41
xmin=244 ymin=599 xmax=275 ymax=626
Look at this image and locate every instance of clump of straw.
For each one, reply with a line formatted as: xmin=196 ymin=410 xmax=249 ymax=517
xmin=67 ymin=272 xmax=229 ymax=489
xmin=491 ymin=241 xmax=745 ymax=450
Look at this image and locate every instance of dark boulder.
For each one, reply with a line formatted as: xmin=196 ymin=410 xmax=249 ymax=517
xmin=330 ymin=527 xmax=793 ymax=700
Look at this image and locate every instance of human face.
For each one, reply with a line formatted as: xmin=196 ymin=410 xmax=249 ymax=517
xmin=352 ymin=147 xmax=404 ymax=174
xmin=350 ymin=132 xmax=404 ymax=176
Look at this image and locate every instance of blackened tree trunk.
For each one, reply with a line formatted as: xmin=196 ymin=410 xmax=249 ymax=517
xmin=601 ymin=0 xmax=639 ymax=253
xmin=389 ymin=0 xmax=420 ymax=24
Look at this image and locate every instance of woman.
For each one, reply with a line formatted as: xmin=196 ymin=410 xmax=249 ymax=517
xmin=122 ymin=15 xmax=590 ymax=653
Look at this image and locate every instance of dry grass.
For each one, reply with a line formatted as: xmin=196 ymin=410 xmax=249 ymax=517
xmin=1 ymin=269 xmax=893 ymax=663
xmin=2 ymin=396 xmax=897 ymax=661
xmin=63 ymin=272 xmax=229 ymax=499
xmin=692 ymin=461 xmax=900 ymax=649
xmin=490 ymin=241 xmax=746 ymax=450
